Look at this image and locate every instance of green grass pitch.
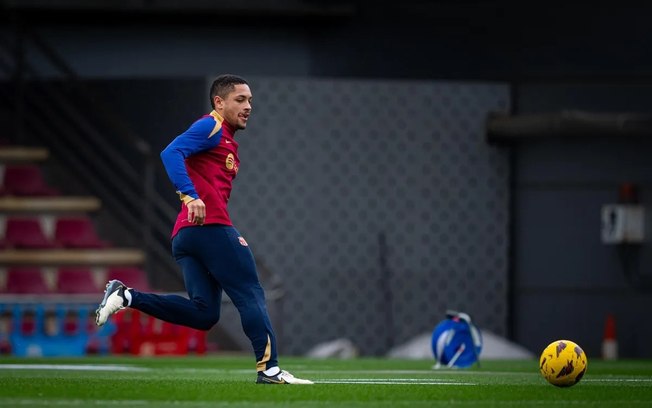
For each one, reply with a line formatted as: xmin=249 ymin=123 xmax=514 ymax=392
xmin=1 ymin=355 xmax=651 ymax=407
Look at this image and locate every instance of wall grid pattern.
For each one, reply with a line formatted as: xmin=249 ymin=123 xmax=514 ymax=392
xmin=222 ymin=77 xmax=510 ymax=355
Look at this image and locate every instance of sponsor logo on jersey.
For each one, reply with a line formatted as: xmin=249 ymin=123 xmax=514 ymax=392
xmin=238 ymin=236 xmax=248 ymax=246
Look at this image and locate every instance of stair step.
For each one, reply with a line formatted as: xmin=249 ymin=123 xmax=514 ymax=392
xmin=0 ymin=248 xmax=145 ymax=266
xmin=0 ymin=146 xmax=50 ymax=163
xmin=0 ymin=196 xmax=101 ymax=213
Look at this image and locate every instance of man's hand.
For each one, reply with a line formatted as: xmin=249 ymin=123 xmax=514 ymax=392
xmin=187 ymin=198 xmax=206 ymax=225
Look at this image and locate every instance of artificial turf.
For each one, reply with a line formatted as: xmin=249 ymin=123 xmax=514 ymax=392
xmin=1 ymin=355 xmax=651 ymax=407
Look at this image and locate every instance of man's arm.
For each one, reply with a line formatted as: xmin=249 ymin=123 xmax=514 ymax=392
xmin=160 ymin=116 xmax=222 ymax=202
xmin=160 ymin=116 xmax=222 ymax=225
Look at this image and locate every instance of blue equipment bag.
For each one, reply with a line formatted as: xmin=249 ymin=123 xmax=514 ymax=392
xmin=431 ymin=310 xmax=482 ymax=368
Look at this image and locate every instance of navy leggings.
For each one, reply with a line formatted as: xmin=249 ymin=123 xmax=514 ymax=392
xmin=130 ymin=225 xmax=278 ymax=371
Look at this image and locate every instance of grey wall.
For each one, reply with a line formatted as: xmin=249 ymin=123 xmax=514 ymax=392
xmin=226 ymin=77 xmax=510 ymax=355
xmin=513 ymin=84 xmax=652 ymax=358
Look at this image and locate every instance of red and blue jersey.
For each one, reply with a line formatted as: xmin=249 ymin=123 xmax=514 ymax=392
xmin=160 ymin=110 xmax=240 ymax=238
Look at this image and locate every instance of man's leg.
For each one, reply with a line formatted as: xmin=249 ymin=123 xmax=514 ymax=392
xmin=96 ymin=227 xmax=222 ymax=330
xmin=129 ymin=255 xmax=222 ymax=330
xmin=198 ymin=228 xmax=312 ymax=383
xmin=185 ymin=225 xmax=278 ymax=370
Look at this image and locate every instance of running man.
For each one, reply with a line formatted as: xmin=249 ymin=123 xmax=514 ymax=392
xmin=95 ymin=74 xmax=312 ymax=385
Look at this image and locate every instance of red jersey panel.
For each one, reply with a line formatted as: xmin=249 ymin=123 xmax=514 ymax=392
xmin=160 ymin=111 xmax=240 ymax=238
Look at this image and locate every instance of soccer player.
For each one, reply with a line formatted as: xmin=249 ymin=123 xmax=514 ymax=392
xmin=95 ymin=74 xmax=312 ymax=385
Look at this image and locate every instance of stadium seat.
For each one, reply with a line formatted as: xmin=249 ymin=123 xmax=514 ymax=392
xmin=106 ymin=266 xmax=150 ymax=290
xmin=8 ymin=304 xmax=98 ymax=356
xmin=3 ymin=267 xmax=50 ymax=294
xmin=56 ymin=267 xmax=98 ymax=294
xmin=85 ymin=307 xmax=116 ymax=355
xmin=16 ymin=307 xmax=37 ymax=337
xmin=1 ymin=165 xmax=59 ymax=196
xmin=3 ymin=217 xmax=56 ymax=248
xmin=109 ymin=309 xmax=206 ymax=356
xmin=109 ymin=308 xmax=139 ymax=354
xmin=54 ymin=216 xmax=110 ymax=248
xmin=0 ymin=306 xmax=11 ymax=354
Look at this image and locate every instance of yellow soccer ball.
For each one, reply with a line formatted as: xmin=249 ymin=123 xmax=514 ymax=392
xmin=539 ymin=339 xmax=588 ymax=387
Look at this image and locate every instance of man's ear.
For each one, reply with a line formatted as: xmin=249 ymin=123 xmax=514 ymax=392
xmin=213 ymin=95 xmax=223 ymax=110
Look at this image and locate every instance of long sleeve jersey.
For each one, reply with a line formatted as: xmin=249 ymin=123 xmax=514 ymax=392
xmin=160 ymin=110 xmax=240 ymax=238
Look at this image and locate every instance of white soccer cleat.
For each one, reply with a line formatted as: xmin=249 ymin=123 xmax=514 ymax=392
xmin=95 ymin=279 xmax=127 ymax=326
xmin=256 ymin=370 xmax=314 ymax=385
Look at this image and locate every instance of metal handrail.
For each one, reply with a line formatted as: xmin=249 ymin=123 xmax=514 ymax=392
xmin=0 ymin=27 xmax=182 ymax=287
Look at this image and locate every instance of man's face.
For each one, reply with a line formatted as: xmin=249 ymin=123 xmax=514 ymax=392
xmin=215 ymin=84 xmax=252 ymax=130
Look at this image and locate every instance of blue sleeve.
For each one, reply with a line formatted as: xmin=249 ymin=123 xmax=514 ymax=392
xmin=160 ymin=117 xmax=222 ymax=200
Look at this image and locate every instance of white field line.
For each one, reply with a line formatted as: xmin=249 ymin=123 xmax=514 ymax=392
xmin=1 ymin=400 xmax=149 ymax=407
xmin=172 ymin=368 xmax=439 ymax=375
xmin=171 ymin=368 xmax=537 ymax=376
xmin=3 ymin=399 xmax=652 ymax=407
xmin=584 ymin=378 xmax=652 ymax=382
xmin=0 ymin=365 xmax=476 ymax=386
xmin=316 ymin=379 xmax=476 ymax=385
xmin=0 ymin=364 xmax=150 ymax=372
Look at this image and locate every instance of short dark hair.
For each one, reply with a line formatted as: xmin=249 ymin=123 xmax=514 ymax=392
xmin=209 ymin=74 xmax=249 ymax=109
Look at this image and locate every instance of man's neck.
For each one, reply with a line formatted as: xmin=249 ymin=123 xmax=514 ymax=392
xmin=222 ymin=119 xmax=236 ymax=136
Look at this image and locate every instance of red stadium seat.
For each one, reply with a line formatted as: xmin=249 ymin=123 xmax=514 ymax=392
xmin=56 ymin=267 xmax=98 ymax=294
xmin=54 ymin=216 xmax=110 ymax=248
xmin=3 ymin=267 xmax=50 ymax=294
xmin=3 ymin=217 xmax=56 ymax=248
xmin=109 ymin=309 xmax=206 ymax=356
xmin=1 ymin=165 xmax=59 ymax=196
xmin=106 ymin=267 xmax=150 ymax=291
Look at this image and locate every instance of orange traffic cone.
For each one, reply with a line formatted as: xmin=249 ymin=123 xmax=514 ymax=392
xmin=601 ymin=313 xmax=618 ymax=360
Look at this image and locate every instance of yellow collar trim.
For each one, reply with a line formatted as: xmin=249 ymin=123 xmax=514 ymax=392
xmin=208 ymin=110 xmax=224 ymax=138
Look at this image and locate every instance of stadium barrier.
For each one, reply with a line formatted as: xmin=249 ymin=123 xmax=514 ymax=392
xmin=0 ymin=303 xmax=206 ymax=357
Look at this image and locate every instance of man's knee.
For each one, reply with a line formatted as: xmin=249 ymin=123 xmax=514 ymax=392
xmin=193 ymin=308 xmax=220 ymax=330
